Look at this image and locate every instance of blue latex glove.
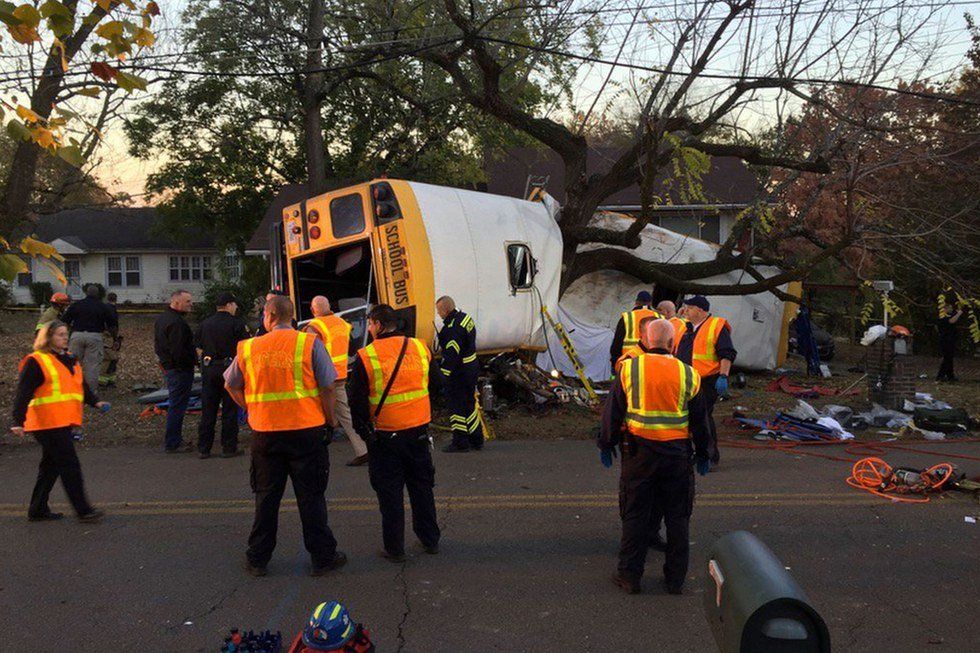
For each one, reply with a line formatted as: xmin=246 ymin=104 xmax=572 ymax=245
xmin=98 ymin=402 xmax=111 ymax=413
xmin=715 ymin=375 xmax=729 ymax=396
xmin=599 ymin=448 xmax=617 ymax=468
xmin=696 ymin=458 xmax=710 ymax=476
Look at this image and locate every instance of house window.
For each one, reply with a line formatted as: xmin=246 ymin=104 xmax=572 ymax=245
xmin=507 ymin=243 xmax=534 ymax=290
xmin=330 ymin=194 xmax=365 ymax=239
xmin=107 ymin=255 xmax=141 ymax=287
xmin=222 ymin=252 xmax=242 ymax=280
xmin=64 ymin=258 xmax=81 ymax=294
xmin=169 ymin=255 xmax=213 ymax=282
xmin=16 ymin=257 xmax=32 ymax=287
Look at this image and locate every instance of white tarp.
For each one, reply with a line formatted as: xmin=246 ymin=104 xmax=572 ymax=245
xmin=538 ymin=213 xmax=793 ymax=379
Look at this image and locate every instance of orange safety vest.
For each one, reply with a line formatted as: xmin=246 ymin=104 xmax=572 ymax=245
xmin=620 ymin=353 xmax=701 ymax=442
xmin=20 ymin=351 xmax=85 ymax=432
xmin=237 ymin=329 xmax=324 ymax=432
xmin=357 ymin=336 xmax=431 ymax=432
xmin=621 ymin=308 xmax=662 ymax=347
xmin=307 ymin=314 xmax=352 ymax=381
xmin=690 ymin=316 xmax=731 ymax=378
xmin=668 ymin=317 xmax=688 ymax=353
xmin=614 ymin=345 xmax=643 ymax=374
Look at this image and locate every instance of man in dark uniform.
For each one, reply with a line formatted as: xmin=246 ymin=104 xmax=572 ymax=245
xmin=599 ymin=318 xmax=710 ymax=595
xmin=154 ymin=290 xmax=196 ymax=453
xmin=609 ymin=291 xmax=661 ymax=372
xmin=63 ymin=284 xmax=118 ymax=393
xmin=675 ymin=296 xmax=736 ymax=466
xmin=348 ymin=304 xmax=441 ymax=563
xmin=936 ymin=289 xmax=963 ymax=382
xmin=195 ymin=292 xmax=250 ymax=458
xmin=435 ymin=296 xmax=481 ymax=453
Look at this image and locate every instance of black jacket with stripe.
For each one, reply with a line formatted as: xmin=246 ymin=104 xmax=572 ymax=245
xmin=437 ymin=309 xmax=477 ymax=378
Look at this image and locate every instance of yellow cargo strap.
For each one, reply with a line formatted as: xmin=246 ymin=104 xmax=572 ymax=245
xmin=541 ymin=306 xmax=598 ymax=405
xmin=475 ymin=390 xmax=495 ymax=441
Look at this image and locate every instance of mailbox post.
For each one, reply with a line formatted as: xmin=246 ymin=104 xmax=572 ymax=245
xmin=703 ymin=531 xmax=831 ymax=653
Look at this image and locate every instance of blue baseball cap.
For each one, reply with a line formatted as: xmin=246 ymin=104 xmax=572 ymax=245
xmin=683 ymin=295 xmax=710 ymax=311
xmin=635 ymin=291 xmax=652 ymax=303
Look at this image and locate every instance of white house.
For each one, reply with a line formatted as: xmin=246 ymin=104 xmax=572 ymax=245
xmin=7 ymin=207 xmax=239 ymax=304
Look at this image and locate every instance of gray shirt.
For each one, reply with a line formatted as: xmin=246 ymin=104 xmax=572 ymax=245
xmin=224 ymin=325 xmax=337 ymax=390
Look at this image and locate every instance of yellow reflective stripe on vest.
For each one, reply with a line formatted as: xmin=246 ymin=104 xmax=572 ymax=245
xmin=243 ymin=333 xmax=320 ymax=403
xmin=312 ymin=318 xmax=349 ymax=365
xmin=622 ymin=311 xmax=636 ymax=345
xmin=624 ymin=356 xmax=689 ymax=429
xmin=365 ymin=338 xmax=429 ymax=406
xmin=692 ymin=318 xmax=724 ymax=361
xmin=27 ymin=353 xmax=84 ymax=407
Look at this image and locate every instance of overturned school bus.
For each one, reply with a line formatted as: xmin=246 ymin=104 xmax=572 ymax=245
xmin=270 ymin=179 xmax=562 ymax=358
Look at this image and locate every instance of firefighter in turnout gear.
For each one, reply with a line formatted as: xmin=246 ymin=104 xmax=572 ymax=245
xmin=348 ymin=304 xmax=441 ymax=562
xmin=599 ymin=318 xmax=711 ymax=595
xmin=435 ymin=296 xmax=481 ymax=453
xmin=610 ymin=291 xmax=662 ymax=372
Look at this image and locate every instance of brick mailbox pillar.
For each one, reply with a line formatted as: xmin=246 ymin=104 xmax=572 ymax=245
xmin=866 ymin=335 xmax=915 ymax=410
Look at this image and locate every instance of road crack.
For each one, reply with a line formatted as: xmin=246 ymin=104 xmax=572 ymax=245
xmin=394 ymin=561 xmax=411 ymax=653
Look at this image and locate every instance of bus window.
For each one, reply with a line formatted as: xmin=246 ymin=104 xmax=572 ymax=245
xmin=507 ymin=243 xmax=535 ymax=290
xmin=330 ymin=194 xmax=366 ymax=239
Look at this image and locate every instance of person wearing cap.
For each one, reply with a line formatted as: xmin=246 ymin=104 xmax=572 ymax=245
xmin=676 ymin=296 xmax=736 ymax=465
xmin=195 ymin=291 xmax=250 ymax=458
xmin=62 ymin=284 xmax=118 ymax=394
xmin=609 ymin=291 xmax=661 ymax=373
xmin=35 ymin=292 xmax=71 ymax=333
xmin=657 ymin=300 xmax=689 ymax=354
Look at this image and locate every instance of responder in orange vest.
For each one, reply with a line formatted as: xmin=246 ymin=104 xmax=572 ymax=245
xmin=599 ymin=318 xmax=710 ymax=595
xmin=609 ymin=291 xmax=662 ymax=372
xmin=675 ymin=296 xmax=736 ymax=466
xmin=306 ymin=295 xmax=367 ymax=467
xmin=613 ymin=315 xmax=662 ymax=374
xmin=348 ymin=304 xmax=440 ymax=563
xmin=656 ymin=300 xmax=689 ymax=354
xmin=224 ymin=295 xmax=347 ymax=578
xmin=11 ymin=321 xmax=108 ymax=523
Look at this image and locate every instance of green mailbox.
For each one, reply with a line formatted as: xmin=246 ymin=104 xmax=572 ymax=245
xmin=703 ymin=531 xmax=830 ymax=653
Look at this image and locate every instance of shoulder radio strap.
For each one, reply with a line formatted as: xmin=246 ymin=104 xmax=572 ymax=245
xmin=374 ymin=336 xmax=410 ymax=419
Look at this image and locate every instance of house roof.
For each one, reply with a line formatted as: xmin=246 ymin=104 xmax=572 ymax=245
xmin=33 ymin=207 xmax=216 ymax=251
xmin=484 ymin=147 xmax=760 ymax=206
xmin=245 ymin=183 xmax=310 ymax=253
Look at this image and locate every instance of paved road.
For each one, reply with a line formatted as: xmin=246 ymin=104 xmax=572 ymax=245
xmin=0 ymin=439 xmax=978 ymax=652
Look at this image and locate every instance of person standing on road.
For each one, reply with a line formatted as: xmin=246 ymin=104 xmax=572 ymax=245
xmin=154 ymin=290 xmax=197 ymax=453
xmin=936 ymin=289 xmax=963 ymax=382
xmin=99 ymin=292 xmax=122 ymax=387
xmin=599 ymin=318 xmax=710 ymax=595
xmin=62 ymin=284 xmax=117 ymax=394
xmin=609 ymin=291 xmax=661 ymax=372
xmin=11 ymin=321 xmax=109 ymax=523
xmin=195 ymin=292 xmax=249 ymax=458
xmin=675 ymin=296 xmax=735 ymax=466
xmin=35 ymin=292 xmax=71 ymax=332
xmin=349 ymin=304 xmax=441 ymax=563
xmin=306 ymin=295 xmax=367 ymax=467
xmin=224 ymin=294 xmax=347 ymax=577
xmin=435 ymin=296 xmax=481 ymax=453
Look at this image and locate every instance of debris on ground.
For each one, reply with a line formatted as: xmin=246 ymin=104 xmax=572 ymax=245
xmin=765 ymin=375 xmax=861 ymax=399
xmin=846 ymin=457 xmax=960 ymax=503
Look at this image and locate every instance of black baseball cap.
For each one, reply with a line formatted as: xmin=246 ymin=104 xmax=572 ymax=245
xmin=216 ymin=291 xmax=237 ymax=307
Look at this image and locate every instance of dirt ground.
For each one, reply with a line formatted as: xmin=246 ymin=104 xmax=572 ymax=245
xmin=1 ymin=310 xmax=976 ymax=448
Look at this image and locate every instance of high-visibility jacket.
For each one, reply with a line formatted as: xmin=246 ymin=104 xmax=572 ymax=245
xmin=690 ymin=316 xmax=731 ymax=378
xmin=237 ymin=329 xmax=324 ymax=432
xmin=357 ymin=336 xmax=431 ymax=431
xmin=621 ymin=308 xmax=662 ymax=347
xmin=668 ymin=317 xmax=688 ymax=353
xmin=614 ymin=345 xmax=643 ymax=373
xmin=620 ymin=353 xmax=701 ymax=442
xmin=308 ymin=314 xmax=352 ymax=381
xmin=20 ymin=351 xmax=84 ymax=432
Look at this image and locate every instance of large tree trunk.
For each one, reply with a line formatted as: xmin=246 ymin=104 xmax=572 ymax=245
xmin=303 ymin=0 xmax=327 ymax=196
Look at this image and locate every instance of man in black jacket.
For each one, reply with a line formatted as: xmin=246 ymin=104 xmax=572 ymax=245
xmin=62 ymin=284 xmax=117 ymax=393
xmin=154 ymin=290 xmax=196 ymax=453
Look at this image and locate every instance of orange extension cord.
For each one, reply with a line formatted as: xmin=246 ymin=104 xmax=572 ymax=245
xmin=845 ymin=457 xmax=956 ymax=503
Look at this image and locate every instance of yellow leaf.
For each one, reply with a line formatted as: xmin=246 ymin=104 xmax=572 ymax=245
xmin=134 ymin=27 xmax=154 ymax=47
xmin=13 ymin=4 xmax=41 ymax=28
xmin=95 ymin=20 xmax=123 ymax=40
xmin=32 ymin=125 xmax=57 ymax=149
xmin=8 ymin=23 xmax=40 ymax=44
xmin=15 ymin=104 xmax=40 ymax=123
xmin=19 ymin=237 xmax=64 ymax=262
xmin=96 ymin=0 xmax=114 ymax=11
xmin=38 ymin=257 xmax=67 ymax=285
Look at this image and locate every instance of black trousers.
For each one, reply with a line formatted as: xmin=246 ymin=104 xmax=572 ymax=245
xmin=247 ymin=428 xmax=338 ymax=568
xmin=198 ymin=362 xmax=239 ymax=453
xmin=446 ymin=365 xmax=481 ymax=449
xmin=29 ymin=427 xmax=94 ymax=518
xmin=701 ymin=374 xmax=720 ymax=463
xmin=937 ymin=333 xmax=957 ymax=381
xmin=367 ymin=429 xmax=441 ymax=555
xmin=618 ymin=444 xmax=695 ymax=587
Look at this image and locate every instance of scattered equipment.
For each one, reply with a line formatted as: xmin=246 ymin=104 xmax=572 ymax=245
xmin=703 ymin=531 xmax=830 ymax=653
xmin=846 ymin=457 xmax=958 ymax=503
xmin=540 ymin=305 xmax=598 ymax=405
xmin=221 ymin=628 xmax=283 ymax=652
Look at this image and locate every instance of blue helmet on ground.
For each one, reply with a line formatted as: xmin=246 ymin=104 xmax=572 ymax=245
xmin=302 ymin=601 xmax=355 ymax=651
